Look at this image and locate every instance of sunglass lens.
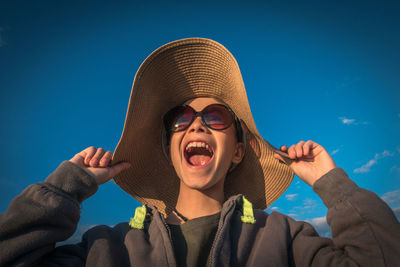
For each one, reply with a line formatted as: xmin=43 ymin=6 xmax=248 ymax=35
xmin=169 ymin=106 xmax=194 ymax=131
xmin=203 ymin=105 xmax=233 ymax=129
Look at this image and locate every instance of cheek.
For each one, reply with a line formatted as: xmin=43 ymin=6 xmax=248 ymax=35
xmin=223 ymin=130 xmax=238 ymax=154
xmin=169 ymin=139 xmax=177 ymax=158
xmin=169 ymin=134 xmax=182 ymax=165
xmin=216 ymin=132 xmax=238 ymax=164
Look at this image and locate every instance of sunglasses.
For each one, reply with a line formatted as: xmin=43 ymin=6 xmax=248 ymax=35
xmin=164 ymin=103 xmax=240 ymax=136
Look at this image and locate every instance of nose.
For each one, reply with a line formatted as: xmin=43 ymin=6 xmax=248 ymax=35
xmin=188 ymin=115 xmax=208 ymax=133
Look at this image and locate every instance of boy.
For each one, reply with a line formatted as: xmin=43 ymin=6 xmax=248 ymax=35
xmin=0 ymin=38 xmax=399 ymax=266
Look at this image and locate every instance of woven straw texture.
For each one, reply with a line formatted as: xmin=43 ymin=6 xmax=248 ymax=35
xmin=112 ymin=38 xmax=294 ymax=216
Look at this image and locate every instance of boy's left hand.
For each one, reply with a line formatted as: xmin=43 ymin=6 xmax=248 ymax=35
xmin=273 ymin=140 xmax=336 ymax=186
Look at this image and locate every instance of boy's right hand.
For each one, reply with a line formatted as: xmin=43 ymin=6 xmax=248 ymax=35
xmin=69 ymin=146 xmax=131 ymax=185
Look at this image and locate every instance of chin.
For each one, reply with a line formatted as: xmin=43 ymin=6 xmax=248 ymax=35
xmin=182 ymin=176 xmax=213 ymax=190
xmin=179 ymin=170 xmax=225 ymax=192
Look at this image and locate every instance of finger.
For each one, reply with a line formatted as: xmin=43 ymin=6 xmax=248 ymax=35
xmin=280 ymin=145 xmax=288 ymax=152
xmin=274 ymin=148 xmax=290 ymax=159
xmin=69 ymin=153 xmax=85 ymax=165
xmin=288 ymin=144 xmax=296 ymax=159
xmin=274 ymin=152 xmax=293 ymax=165
xmin=84 ymin=146 xmax=97 ymax=165
xmin=90 ymin=148 xmax=106 ymax=167
xmin=99 ymin=151 xmax=113 ymax=167
xmin=109 ymin=162 xmax=131 ymax=178
xmin=295 ymin=141 xmax=305 ymax=158
xmin=304 ymin=140 xmax=313 ymax=156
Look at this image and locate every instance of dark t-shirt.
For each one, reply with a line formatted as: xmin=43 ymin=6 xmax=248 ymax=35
xmin=168 ymin=212 xmax=221 ymax=267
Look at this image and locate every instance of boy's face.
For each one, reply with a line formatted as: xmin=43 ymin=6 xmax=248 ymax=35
xmin=169 ymin=97 xmax=245 ymax=193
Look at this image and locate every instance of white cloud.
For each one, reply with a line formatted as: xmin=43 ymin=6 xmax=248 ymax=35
xmin=354 ymin=159 xmax=377 ymax=173
xmin=331 ymin=145 xmax=344 ymax=156
xmin=339 ymin=117 xmax=369 ymax=126
xmin=266 ymin=205 xmax=279 ymax=211
xmin=307 ymin=216 xmax=331 ymax=237
xmin=381 ymin=190 xmax=400 ymax=205
xmin=289 ymin=199 xmax=321 ymax=217
xmin=331 ymin=148 xmax=340 ymax=155
xmin=285 ymin=193 xmax=298 ymax=201
xmin=381 ymin=150 xmax=394 ymax=157
xmin=339 ymin=117 xmax=355 ymax=125
xmin=267 ymin=206 xmax=279 ymax=212
xmin=354 ymin=150 xmax=394 ymax=173
xmin=302 ymin=199 xmax=317 ymax=208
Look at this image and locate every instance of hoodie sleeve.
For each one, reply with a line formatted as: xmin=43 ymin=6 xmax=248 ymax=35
xmin=0 ymin=161 xmax=98 ymax=267
xmin=291 ymin=167 xmax=400 ymax=266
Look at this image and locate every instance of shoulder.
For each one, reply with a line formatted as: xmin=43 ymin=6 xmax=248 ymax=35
xmin=253 ymin=209 xmax=291 ymax=222
xmin=81 ymin=222 xmax=131 ymax=242
xmin=251 ymin=209 xmax=315 ymax=236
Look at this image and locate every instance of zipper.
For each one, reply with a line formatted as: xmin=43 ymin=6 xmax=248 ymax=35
xmin=159 ymin=211 xmax=177 ymax=266
xmin=161 ymin=214 xmax=173 ymax=244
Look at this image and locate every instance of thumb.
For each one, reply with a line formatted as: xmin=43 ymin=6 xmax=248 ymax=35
xmin=109 ymin=161 xmax=131 ymax=177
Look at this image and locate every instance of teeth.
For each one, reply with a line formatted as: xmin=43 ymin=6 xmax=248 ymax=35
xmin=185 ymin=141 xmax=212 ymax=153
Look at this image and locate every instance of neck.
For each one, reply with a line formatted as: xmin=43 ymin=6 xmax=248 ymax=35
xmin=174 ymin=181 xmax=224 ymax=221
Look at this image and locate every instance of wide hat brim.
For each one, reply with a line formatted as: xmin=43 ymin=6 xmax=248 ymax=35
xmin=112 ymin=37 xmax=294 ymax=216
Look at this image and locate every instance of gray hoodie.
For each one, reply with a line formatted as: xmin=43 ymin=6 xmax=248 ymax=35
xmin=0 ymin=161 xmax=399 ymax=266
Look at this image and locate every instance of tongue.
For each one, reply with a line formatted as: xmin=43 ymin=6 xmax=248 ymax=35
xmin=189 ymin=155 xmax=211 ymax=166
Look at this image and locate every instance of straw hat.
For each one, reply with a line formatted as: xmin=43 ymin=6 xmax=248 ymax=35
xmin=112 ymin=37 xmax=294 ymax=216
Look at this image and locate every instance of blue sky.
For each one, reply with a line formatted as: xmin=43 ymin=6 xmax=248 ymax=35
xmin=1 ymin=0 xmax=399 ymax=241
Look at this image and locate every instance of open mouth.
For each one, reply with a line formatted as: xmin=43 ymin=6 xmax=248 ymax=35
xmin=184 ymin=141 xmax=214 ymax=167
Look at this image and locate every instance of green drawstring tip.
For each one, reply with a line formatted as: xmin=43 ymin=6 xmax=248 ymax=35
xmin=241 ymin=196 xmax=256 ymax=224
xmin=129 ymin=205 xmax=147 ymax=229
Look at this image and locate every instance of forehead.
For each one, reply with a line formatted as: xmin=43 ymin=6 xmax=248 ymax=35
xmin=183 ymin=97 xmax=225 ymax=111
